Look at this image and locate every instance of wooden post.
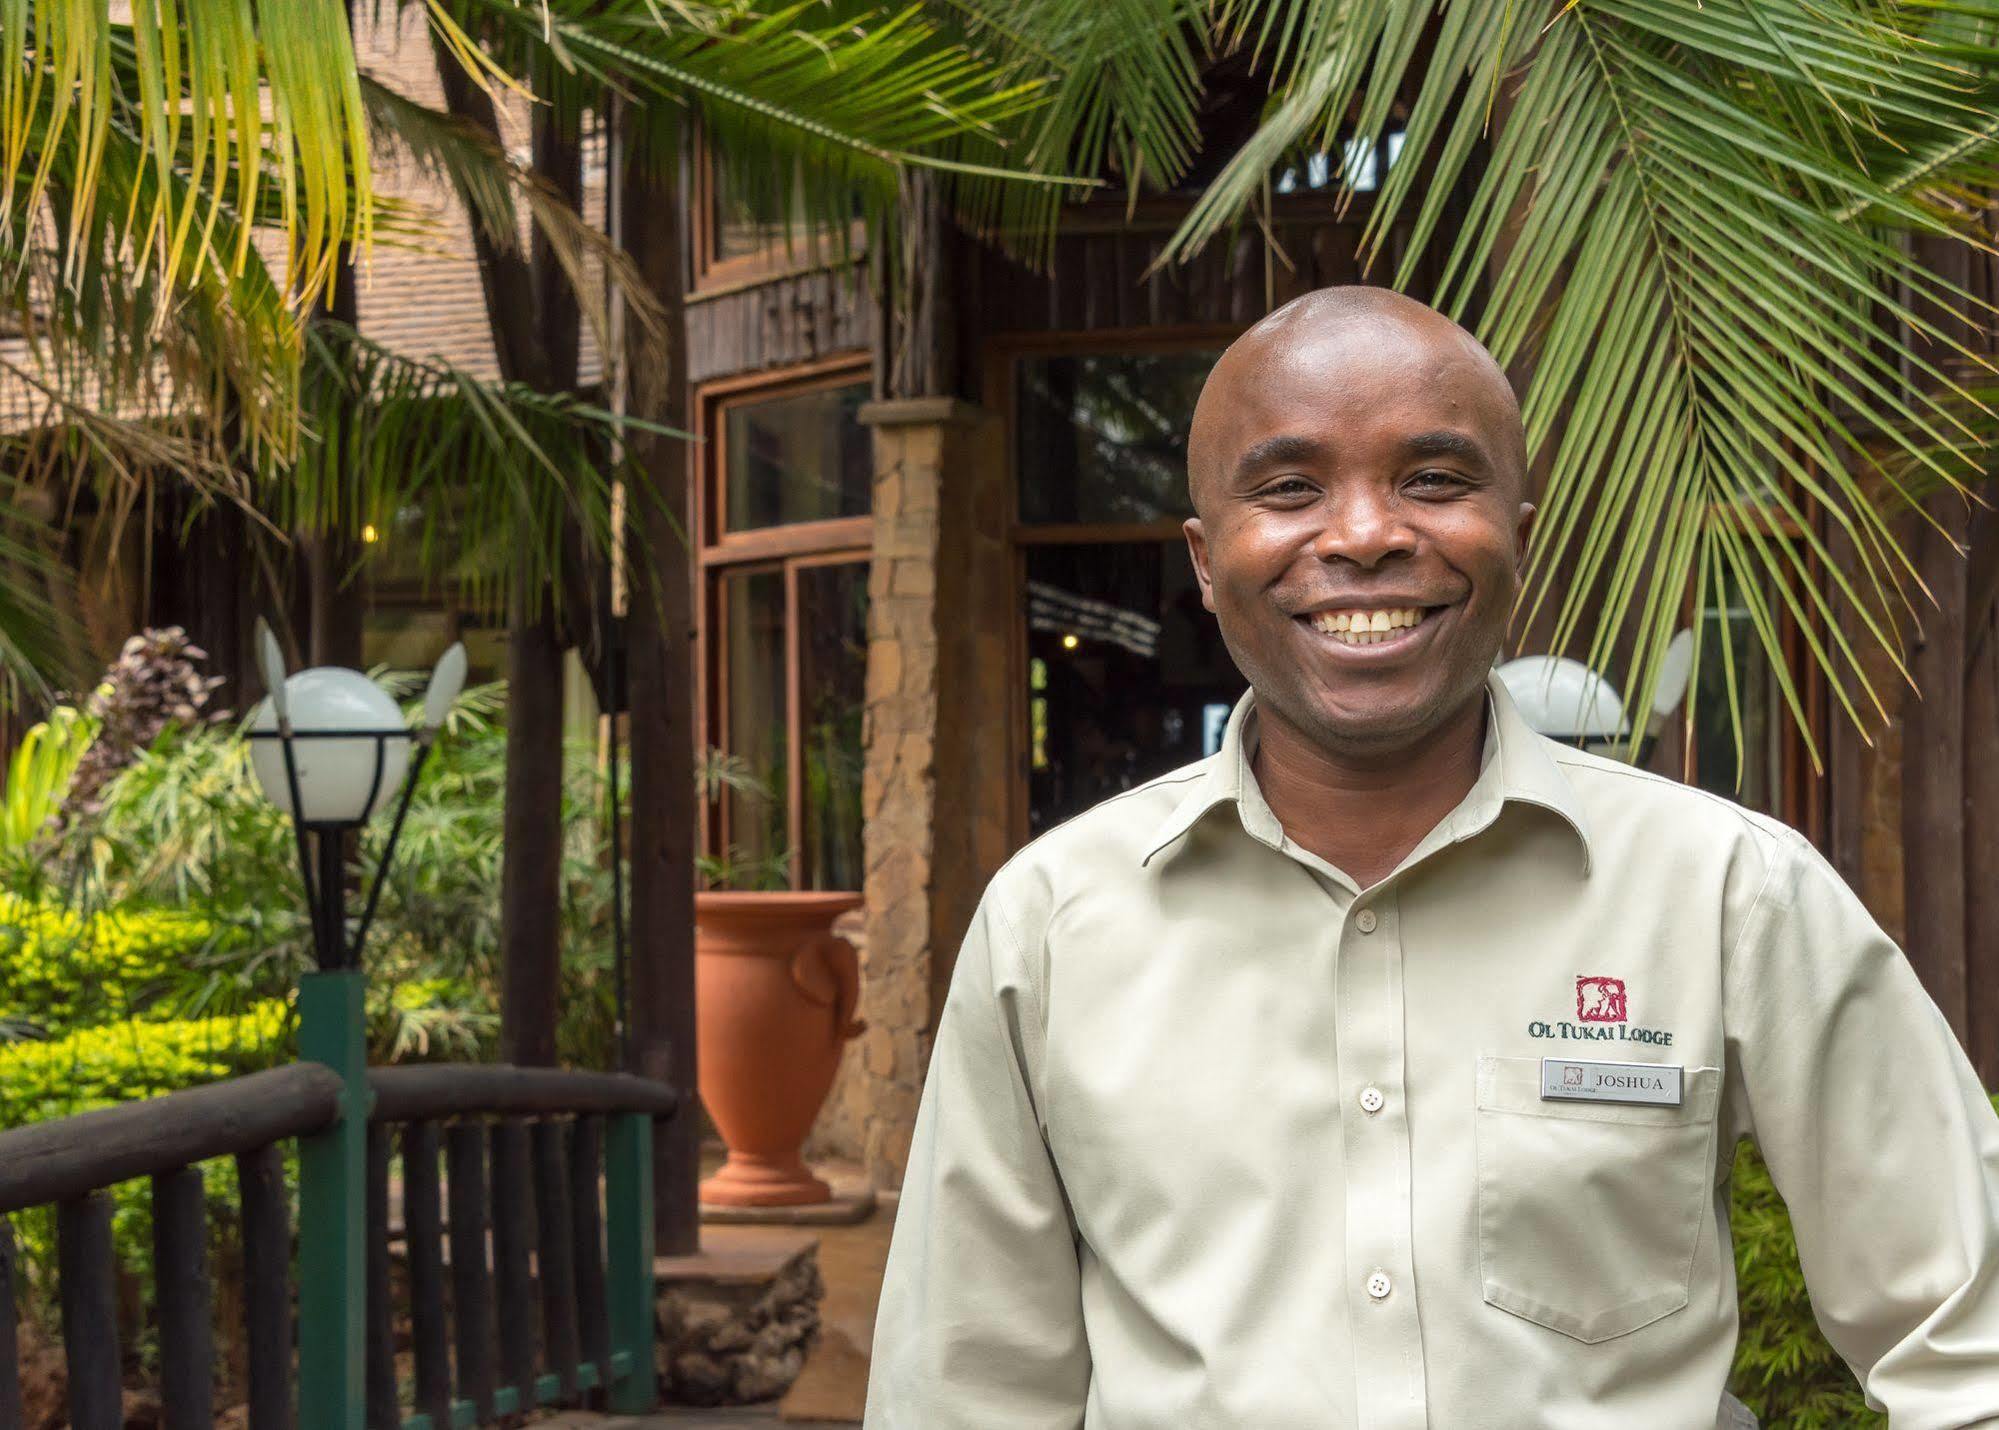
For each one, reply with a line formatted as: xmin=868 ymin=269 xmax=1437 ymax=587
xmin=490 ymin=1119 xmax=539 ymax=1399
xmin=238 ymin=1144 xmax=295 ymax=1430
xmin=618 ymin=107 xmax=699 ymax=1254
xmin=402 ymin=1124 xmax=451 ymax=1430
xmin=152 ymin=1166 xmax=213 ymax=1429
xmin=0 ymin=1217 xmax=21 ymax=1430
xmin=57 ymin=1193 xmax=119 ymax=1430
xmin=446 ymin=1122 xmax=498 ymax=1419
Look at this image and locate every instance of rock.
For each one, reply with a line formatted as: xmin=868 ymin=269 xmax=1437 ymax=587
xmin=656 ymin=1242 xmax=824 ymax=1407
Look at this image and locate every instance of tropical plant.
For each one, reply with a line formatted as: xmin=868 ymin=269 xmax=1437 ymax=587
xmin=0 ymin=703 xmax=94 ymax=852
xmin=40 ymin=672 xmax=627 ymax=1062
xmin=695 ymin=746 xmax=794 ymax=891
xmin=1090 ymin=0 xmax=1999 ymax=772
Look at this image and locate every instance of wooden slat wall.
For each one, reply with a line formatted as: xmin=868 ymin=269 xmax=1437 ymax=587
xmin=685 ymin=265 xmax=875 ymax=385
xmin=1835 ymin=230 xmax=1999 ymax=1088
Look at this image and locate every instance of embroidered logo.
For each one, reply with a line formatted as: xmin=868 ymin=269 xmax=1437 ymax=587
xmin=1575 ymin=976 xmax=1628 ymax=1023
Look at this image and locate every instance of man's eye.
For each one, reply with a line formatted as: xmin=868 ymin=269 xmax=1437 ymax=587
xmin=1262 ymin=477 xmax=1317 ymax=499
xmin=1408 ymin=470 xmax=1467 ymax=494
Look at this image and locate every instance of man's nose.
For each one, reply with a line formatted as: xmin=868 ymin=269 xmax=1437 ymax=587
xmin=1308 ymin=491 xmax=1416 ymax=568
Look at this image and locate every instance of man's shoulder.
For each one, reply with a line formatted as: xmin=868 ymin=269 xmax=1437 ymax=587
xmin=985 ymin=756 xmax=1212 ymax=903
xmin=1542 ymin=737 xmax=1801 ymax=866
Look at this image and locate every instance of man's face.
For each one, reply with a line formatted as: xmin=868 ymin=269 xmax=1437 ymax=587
xmin=1184 ymin=317 xmax=1533 ymax=755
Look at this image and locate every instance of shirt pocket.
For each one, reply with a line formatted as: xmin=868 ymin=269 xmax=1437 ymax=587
xmin=1474 ymin=1053 xmax=1723 ymax=1343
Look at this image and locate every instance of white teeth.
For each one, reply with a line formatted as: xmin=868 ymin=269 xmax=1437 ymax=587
xmin=1306 ymin=607 xmax=1430 ymax=645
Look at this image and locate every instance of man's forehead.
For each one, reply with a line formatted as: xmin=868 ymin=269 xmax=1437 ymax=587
xmin=1213 ymin=333 xmax=1506 ymax=444
xmin=1189 ymin=299 xmax=1522 ymax=489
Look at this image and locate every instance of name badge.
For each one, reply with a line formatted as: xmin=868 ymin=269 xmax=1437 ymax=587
xmin=1540 ymin=1058 xmax=1683 ymax=1107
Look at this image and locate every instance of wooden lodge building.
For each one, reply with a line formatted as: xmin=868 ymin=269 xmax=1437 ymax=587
xmin=24 ymin=12 xmax=1999 ymax=1196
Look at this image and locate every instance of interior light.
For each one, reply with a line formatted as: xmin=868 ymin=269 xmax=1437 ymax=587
xmin=1062 ymin=633 xmax=1079 ymax=650
xmin=362 ymin=523 xmax=380 ymax=544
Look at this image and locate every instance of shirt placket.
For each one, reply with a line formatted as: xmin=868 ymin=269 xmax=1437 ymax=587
xmin=1337 ymin=882 xmax=1428 ymax=1429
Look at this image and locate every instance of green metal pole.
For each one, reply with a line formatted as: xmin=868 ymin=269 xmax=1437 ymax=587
xmin=605 ymin=1111 xmax=658 ymax=1412
xmin=298 ymin=969 xmax=369 ymax=1430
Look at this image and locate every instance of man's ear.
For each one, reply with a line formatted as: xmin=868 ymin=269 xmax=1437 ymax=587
xmin=1185 ymin=518 xmax=1216 ymax=613
xmin=1514 ymin=501 xmax=1537 ymax=575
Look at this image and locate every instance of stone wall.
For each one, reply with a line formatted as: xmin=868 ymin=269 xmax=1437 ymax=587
xmin=808 ymin=399 xmax=1011 ymax=1188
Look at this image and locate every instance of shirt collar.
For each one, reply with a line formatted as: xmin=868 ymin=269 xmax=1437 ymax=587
xmin=1139 ymin=670 xmax=1593 ymax=874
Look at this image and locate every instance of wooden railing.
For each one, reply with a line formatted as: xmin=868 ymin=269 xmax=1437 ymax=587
xmin=0 ymin=1060 xmax=678 ymax=1429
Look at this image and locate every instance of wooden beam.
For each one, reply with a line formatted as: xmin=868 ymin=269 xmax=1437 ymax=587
xmin=0 ymin=1065 xmax=341 ymax=1215
xmin=619 ymin=108 xmax=702 ymax=1255
xmin=367 ymin=1065 xmax=679 ymax=1124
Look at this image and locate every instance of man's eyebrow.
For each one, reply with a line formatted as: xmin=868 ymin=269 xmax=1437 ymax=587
xmin=1404 ymin=429 xmax=1492 ymax=467
xmin=1229 ymin=434 xmax=1331 ymax=484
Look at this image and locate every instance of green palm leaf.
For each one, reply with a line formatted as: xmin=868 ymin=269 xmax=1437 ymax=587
xmin=1163 ymin=0 xmax=1999 ymax=781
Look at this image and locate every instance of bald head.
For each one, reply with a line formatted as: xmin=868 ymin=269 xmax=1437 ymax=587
xmin=1187 ymin=287 xmax=1525 ymax=512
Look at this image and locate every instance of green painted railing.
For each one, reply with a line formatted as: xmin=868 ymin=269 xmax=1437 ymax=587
xmin=0 ymin=968 xmax=679 ymax=1430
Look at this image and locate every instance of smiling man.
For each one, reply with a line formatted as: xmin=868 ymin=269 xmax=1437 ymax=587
xmin=863 ymin=288 xmax=1999 ymax=1427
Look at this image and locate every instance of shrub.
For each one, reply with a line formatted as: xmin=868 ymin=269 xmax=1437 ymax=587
xmin=0 ymin=895 xmax=231 ymax=1032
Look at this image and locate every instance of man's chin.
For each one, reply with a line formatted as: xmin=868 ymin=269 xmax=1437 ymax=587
xmin=1274 ymin=678 xmax=1474 ymax=758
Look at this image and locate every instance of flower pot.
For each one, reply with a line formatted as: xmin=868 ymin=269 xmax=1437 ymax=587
xmin=695 ymin=890 xmax=866 ymax=1206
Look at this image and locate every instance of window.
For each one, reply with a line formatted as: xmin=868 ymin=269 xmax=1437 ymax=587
xmin=700 ymin=367 xmax=873 ymax=890
xmin=1007 ymin=345 xmax=1247 ymax=839
xmin=1686 ymin=560 xmax=1822 ymax=832
xmin=692 ymin=134 xmax=868 ymax=292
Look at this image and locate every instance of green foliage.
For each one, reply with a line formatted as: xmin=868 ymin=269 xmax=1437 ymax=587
xmin=45 ymin=675 xmax=625 ymax=1066
xmin=0 ymin=705 xmax=95 ymax=852
xmin=0 ymin=894 xmax=231 ymax=1032
xmin=0 ymin=1001 xmax=291 ymax=1127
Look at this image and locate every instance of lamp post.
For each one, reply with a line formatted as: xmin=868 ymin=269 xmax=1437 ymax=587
xmin=245 ymin=618 xmax=465 ymax=1430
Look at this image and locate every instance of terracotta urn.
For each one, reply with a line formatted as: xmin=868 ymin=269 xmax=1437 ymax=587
xmin=695 ymin=890 xmax=866 ymax=1205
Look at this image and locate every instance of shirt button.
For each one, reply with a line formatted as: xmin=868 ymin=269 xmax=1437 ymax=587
xmin=1366 ymin=1271 xmax=1392 ymax=1300
xmin=1359 ymin=1086 xmax=1385 ymax=1115
xmin=1355 ymin=909 xmax=1379 ymax=934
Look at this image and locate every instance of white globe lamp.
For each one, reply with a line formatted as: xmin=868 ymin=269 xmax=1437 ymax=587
xmin=249 ymin=668 xmax=411 ymax=824
xmin=246 ymin=618 xmax=467 ymax=970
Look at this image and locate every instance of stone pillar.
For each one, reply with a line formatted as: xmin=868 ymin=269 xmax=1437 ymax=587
xmin=843 ymin=397 xmax=1011 ymax=1190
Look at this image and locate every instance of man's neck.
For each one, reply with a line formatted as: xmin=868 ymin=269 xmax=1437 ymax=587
xmin=1251 ymin=689 xmax=1489 ymax=890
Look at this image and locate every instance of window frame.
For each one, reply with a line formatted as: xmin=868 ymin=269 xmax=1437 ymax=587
xmin=695 ymin=355 xmax=874 ymax=890
xmin=987 ymin=327 xmax=1244 ymax=847
xmin=690 ymin=125 xmax=870 ymax=296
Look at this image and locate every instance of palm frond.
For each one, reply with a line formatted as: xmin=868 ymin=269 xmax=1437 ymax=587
xmin=1163 ymin=0 xmax=1999 ymax=779
xmin=357 ymin=74 xmax=669 ymax=376
xmin=262 ymin=322 xmax=684 ymax=623
xmin=0 ymin=0 xmax=373 ymax=312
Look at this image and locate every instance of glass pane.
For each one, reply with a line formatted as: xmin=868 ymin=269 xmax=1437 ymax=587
xmin=1691 ymin=570 xmax=1780 ymax=814
xmin=1016 ymin=351 xmax=1221 ymax=525
xmin=797 ymin=562 xmax=870 ymax=891
xmin=720 ymin=567 xmax=791 ymax=888
xmin=1025 ymin=541 xmax=1245 ymax=836
xmin=723 ymin=382 xmax=872 ymax=532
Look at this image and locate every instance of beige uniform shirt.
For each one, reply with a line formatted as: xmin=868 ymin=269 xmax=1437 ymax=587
xmin=864 ymin=673 xmax=1999 ymax=1428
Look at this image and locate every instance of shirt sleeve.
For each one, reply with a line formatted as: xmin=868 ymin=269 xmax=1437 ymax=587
xmin=1723 ymin=825 xmax=1999 ymax=1425
xmin=863 ymin=890 xmax=1092 ymax=1428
